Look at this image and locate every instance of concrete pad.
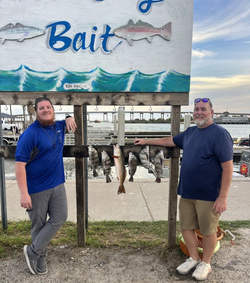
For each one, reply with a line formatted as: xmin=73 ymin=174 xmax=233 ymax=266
xmin=1 ymin=177 xmax=250 ymax=223
xmin=139 ymin=179 xmax=180 ymax=221
xmin=4 ymin=180 xmax=29 ymax=221
xmin=87 ymin=179 xmax=152 ymax=222
xmin=220 ymin=179 xmax=250 ymax=221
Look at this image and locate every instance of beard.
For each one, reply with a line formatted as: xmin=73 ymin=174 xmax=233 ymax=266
xmin=194 ymin=115 xmax=211 ymax=127
xmin=36 ymin=113 xmax=55 ymax=126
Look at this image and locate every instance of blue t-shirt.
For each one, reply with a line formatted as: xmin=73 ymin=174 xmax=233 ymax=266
xmin=173 ymin=123 xmax=233 ymax=201
xmin=15 ymin=120 xmax=66 ymax=194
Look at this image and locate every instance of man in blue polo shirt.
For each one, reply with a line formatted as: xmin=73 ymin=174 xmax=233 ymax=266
xmin=134 ymin=98 xmax=233 ymax=281
xmin=15 ymin=97 xmax=77 ymax=275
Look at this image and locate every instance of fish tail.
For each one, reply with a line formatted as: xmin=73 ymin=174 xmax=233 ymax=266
xmin=129 ymin=175 xmax=134 ymax=182
xmin=161 ymin=22 xmax=171 ymax=40
xmin=93 ymin=170 xmax=98 ymax=177
xmin=118 ymin=185 xmax=126 ymax=194
xmin=155 ymin=177 xmax=161 ymax=183
xmin=148 ymin=168 xmax=154 ymax=174
xmin=106 ymin=175 xmax=112 ymax=183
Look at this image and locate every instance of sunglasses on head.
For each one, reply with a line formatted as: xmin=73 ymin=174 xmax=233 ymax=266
xmin=194 ymin=98 xmax=210 ymax=104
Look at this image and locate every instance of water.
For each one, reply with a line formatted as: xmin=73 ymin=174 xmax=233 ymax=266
xmin=4 ymin=123 xmax=248 ymax=180
xmin=0 ymin=65 xmax=190 ymax=92
xmin=88 ymin=122 xmax=249 ymax=174
xmin=88 ymin=121 xmax=250 ymax=138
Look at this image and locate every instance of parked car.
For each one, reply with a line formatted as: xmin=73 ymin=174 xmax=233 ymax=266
xmin=1 ymin=119 xmax=18 ymax=133
xmin=240 ymin=149 xmax=250 ymax=176
xmin=238 ymin=139 xmax=250 ymax=146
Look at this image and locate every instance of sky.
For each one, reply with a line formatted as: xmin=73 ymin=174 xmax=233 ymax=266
xmin=188 ymin=0 xmax=250 ymax=113
xmin=1 ymin=0 xmax=250 ymax=117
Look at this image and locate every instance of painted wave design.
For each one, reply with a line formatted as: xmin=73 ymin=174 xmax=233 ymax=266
xmin=0 ymin=65 xmax=190 ymax=92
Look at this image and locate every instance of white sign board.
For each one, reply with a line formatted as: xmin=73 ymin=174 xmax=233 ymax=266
xmin=0 ymin=0 xmax=193 ymax=93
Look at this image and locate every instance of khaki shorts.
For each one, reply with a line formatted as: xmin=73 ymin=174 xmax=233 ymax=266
xmin=179 ymin=198 xmax=220 ymax=236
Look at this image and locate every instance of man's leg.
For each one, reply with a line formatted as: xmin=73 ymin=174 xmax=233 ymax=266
xmin=201 ymin=233 xmax=217 ymax=264
xmin=25 ymin=189 xmax=52 ymax=274
xmin=31 ymin=184 xmax=68 ymax=255
xmin=177 ymin=198 xmax=201 ymax=275
xmin=28 ymin=189 xmax=53 ymax=258
xmin=196 ymin=200 xmax=220 ymax=264
xmin=181 ymin=229 xmax=199 ymax=260
xmin=191 ymin=200 xmax=220 ymax=280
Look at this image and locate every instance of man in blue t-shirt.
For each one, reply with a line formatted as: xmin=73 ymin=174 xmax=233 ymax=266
xmin=15 ymin=97 xmax=77 ymax=276
xmin=134 ymin=98 xmax=233 ymax=281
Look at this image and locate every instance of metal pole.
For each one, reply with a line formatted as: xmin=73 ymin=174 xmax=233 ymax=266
xmin=23 ymin=106 xmax=26 ymax=130
xmin=0 ymin=106 xmax=8 ymax=229
xmin=113 ymin=114 xmax=117 ymax=135
xmin=184 ymin=114 xmax=191 ymax=130
xmin=83 ymin=105 xmax=88 ymax=230
xmin=117 ymin=106 xmax=125 ymax=145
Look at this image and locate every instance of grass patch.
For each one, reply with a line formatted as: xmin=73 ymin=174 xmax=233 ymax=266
xmin=0 ymin=220 xmax=249 ymax=259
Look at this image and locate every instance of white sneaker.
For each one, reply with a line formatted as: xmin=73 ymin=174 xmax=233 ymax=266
xmin=176 ymin=257 xmax=201 ymax=275
xmin=192 ymin=261 xmax=212 ymax=281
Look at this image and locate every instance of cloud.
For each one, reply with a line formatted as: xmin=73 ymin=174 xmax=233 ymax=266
xmin=190 ymin=75 xmax=250 ymax=91
xmin=193 ymin=1 xmax=250 ymax=43
xmin=192 ymin=49 xmax=215 ymax=58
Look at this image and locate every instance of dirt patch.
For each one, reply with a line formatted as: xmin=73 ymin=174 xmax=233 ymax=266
xmin=0 ymin=229 xmax=249 ymax=283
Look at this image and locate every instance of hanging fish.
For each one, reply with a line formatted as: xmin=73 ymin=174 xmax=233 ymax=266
xmin=101 ymin=151 xmax=112 ymax=183
xmin=113 ymin=19 xmax=171 ymax=46
xmin=139 ymin=146 xmax=155 ymax=174
xmin=88 ymin=145 xmax=99 ymax=177
xmin=128 ymin=152 xmax=138 ymax=182
xmin=154 ymin=150 xmax=164 ymax=183
xmin=113 ymin=144 xmax=126 ymax=194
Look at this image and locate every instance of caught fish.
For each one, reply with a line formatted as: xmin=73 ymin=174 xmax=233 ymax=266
xmin=0 ymin=23 xmax=45 ymax=44
xmin=154 ymin=150 xmax=164 ymax=183
xmin=113 ymin=144 xmax=126 ymax=194
xmin=128 ymin=152 xmax=138 ymax=182
xmin=88 ymin=145 xmax=99 ymax=177
xmin=139 ymin=146 xmax=155 ymax=174
xmin=113 ymin=19 xmax=171 ymax=46
xmin=101 ymin=151 xmax=112 ymax=183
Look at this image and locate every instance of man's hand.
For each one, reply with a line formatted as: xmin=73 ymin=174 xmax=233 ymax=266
xmin=20 ymin=192 xmax=32 ymax=210
xmin=134 ymin=139 xmax=146 ymax=145
xmin=213 ymin=196 xmax=227 ymax=214
xmin=65 ymin=117 xmax=77 ymax=133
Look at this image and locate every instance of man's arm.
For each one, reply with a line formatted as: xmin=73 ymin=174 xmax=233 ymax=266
xmin=213 ymin=160 xmax=233 ymax=214
xmin=15 ymin=161 xmax=32 ymax=209
xmin=134 ymin=137 xmax=176 ymax=147
xmin=65 ymin=116 xmax=77 ymax=133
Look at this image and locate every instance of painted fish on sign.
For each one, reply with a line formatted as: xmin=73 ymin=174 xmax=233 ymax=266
xmin=113 ymin=19 xmax=171 ymax=45
xmin=0 ymin=23 xmax=45 ymax=44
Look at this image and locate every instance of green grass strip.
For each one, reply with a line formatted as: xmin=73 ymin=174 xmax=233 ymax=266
xmin=0 ymin=220 xmax=249 ymax=259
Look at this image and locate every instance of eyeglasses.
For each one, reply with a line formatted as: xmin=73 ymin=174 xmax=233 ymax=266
xmin=194 ymin=98 xmax=210 ymax=104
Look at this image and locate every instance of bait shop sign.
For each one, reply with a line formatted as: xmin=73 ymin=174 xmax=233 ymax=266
xmin=0 ymin=0 xmax=194 ymax=93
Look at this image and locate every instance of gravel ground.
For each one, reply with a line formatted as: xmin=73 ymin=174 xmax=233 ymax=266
xmin=0 ymin=229 xmax=249 ymax=283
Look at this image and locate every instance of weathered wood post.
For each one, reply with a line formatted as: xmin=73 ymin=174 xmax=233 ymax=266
xmin=74 ymin=105 xmax=86 ymax=247
xmin=0 ymin=106 xmax=8 ymax=229
xmin=168 ymin=105 xmax=181 ymax=248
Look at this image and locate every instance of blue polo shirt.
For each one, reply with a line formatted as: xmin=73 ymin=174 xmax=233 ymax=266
xmin=15 ymin=120 xmax=66 ymax=194
xmin=173 ymin=123 xmax=233 ymax=201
